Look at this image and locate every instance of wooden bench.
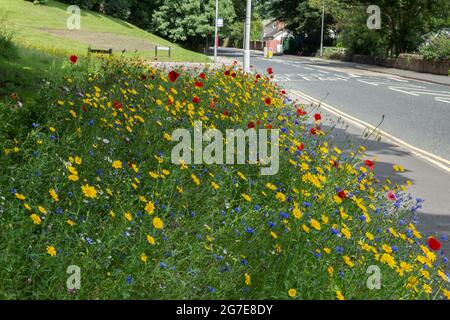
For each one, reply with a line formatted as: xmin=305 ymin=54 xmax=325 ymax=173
xmin=88 ymin=47 xmax=113 ymax=55
xmin=155 ymin=46 xmax=171 ymax=57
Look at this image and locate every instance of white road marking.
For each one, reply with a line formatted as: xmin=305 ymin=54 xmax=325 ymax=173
xmin=436 ymin=97 xmax=450 ymax=104
xmin=291 ymin=90 xmax=450 ymax=173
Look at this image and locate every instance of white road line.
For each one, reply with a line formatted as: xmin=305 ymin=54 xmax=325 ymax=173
xmin=291 ymin=90 xmax=450 ymax=173
xmin=436 ymin=97 xmax=450 ymax=104
xmin=358 ymin=80 xmax=380 ymax=86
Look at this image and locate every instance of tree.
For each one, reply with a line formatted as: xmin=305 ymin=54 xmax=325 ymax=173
xmin=267 ymin=0 xmax=335 ymax=54
xmin=327 ymin=0 xmax=450 ymax=56
xmin=151 ymin=0 xmax=236 ymax=49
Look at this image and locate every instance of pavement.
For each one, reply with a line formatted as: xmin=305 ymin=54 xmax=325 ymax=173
xmin=208 ymin=50 xmax=450 ymax=249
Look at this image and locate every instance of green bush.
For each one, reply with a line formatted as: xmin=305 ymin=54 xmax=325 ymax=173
xmin=419 ymin=35 xmax=450 ymax=60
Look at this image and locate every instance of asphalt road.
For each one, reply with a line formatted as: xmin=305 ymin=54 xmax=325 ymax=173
xmin=216 ymin=51 xmax=450 ymax=248
xmin=251 ymin=55 xmax=450 ymax=161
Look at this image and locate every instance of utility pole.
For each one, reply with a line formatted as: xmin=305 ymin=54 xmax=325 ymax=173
xmin=243 ymin=0 xmax=252 ymax=72
xmin=214 ymin=0 xmax=219 ymax=63
xmin=320 ymin=0 xmax=325 ymax=57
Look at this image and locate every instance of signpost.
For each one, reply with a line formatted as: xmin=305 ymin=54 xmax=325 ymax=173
xmin=214 ymin=0 xmax=219 ymax=63
xmin=243 ymin=0 xmax=252 ymax=72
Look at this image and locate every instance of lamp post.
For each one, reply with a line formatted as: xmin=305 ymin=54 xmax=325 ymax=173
xmin=243 ymin=0 xmax=252 ymax=72
xmin=214 ymin=0 xmax=219 ymax=63
xmin=320 ymin=0 xmax=325 ymax=57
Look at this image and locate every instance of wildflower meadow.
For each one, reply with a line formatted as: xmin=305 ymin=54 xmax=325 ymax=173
xmin=0 ymin=54 xmax=449 ymax=300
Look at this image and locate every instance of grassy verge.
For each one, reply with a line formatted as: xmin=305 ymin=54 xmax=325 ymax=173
xmin=0 ymin=44 xmax=449 ymax=299
xmin=0 ymin=0 xmax=209 ymax=62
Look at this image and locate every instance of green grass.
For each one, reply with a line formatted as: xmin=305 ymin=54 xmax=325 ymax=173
xmin=0 ymin=0 xmax=209 ymax=62
xmin=0 ymin=47 xmax=69 ymax=98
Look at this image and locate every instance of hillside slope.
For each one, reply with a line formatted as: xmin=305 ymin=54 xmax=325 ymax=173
xmin=0 ymin=0 xmax=208 ymax=62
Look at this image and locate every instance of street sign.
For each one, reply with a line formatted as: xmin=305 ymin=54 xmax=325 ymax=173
xmin=217 ymin=18 xmax=224 ymax=28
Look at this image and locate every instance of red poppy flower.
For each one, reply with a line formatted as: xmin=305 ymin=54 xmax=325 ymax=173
xmin=296 ymin=108 xmax=307 ymax=116
xmin=297 ymin=143 xmax=304 ymax=151
xmin=192 ymin=96 xmax=200 ymax=104
xmin=386 ymin=190 xmax=397 ymax=201
xmin=231 ymin=72 xmax=237 ymax=78
xmin=314 ymin=113 xmax=322 ymax=121
xmin=267 ymin=67 xmax=273 ymax=75
xmin=141 ymin=74 xmax=147 ymax=81
xmin=264 ymin=97 xmax=271 ymax=105
xmin=265 ymin=124 xmax=273 ymax=129
xmin=256 ymin=120 xmax=261 ymax=126
xmin=168 ymin=70 xmax=180 ymax=82
xmin=224 ymin=70 xmax=231 ymax=76
xmin=256 ymin=74 xmax=261 ymax=80
xmin=223 ymin=109 xmax=230 ymax=116
xmin=281 ymin=89 xmax=286 ymax=95
xmin=310 ymin=127 xmax=318 ymax=135
xmin=199 ymin=72 xmax=206 ymax=80
xmin=194 ymin=81 xmax=204 ymax=88
xmin=337 ymin=190 xmax=347 ymax=199
xmin=113 ymin=100 xmax=123 ymax=110
xmin=331 ymin=160 xmax=339 ymax=168
xmin=365 ymin=159 xmax=375 ymax=170
xmin=69 ymin=55 xmax=78 ymax=64
xmin=82 ymin=105 xmax=88 ymax=112
xmin=428 ymin=237 xmax=441 ymax=251
xmin=247 ymin=121 xmax=255 ymax=129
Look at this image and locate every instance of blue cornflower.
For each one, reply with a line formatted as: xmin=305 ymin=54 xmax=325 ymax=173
xmin=245 ymin=227 xmax=255 ymax=234
xmin=126 ymin=275 xmax=133 ymax=284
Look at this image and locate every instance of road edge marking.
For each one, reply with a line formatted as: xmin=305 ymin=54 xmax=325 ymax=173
xmin=291 ymin=90 xmax=450 ymax=173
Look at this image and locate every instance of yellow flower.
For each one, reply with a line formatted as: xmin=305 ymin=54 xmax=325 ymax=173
xmin=15 ymin=193 xmax=26 ymax=201
xmin=112 ymin=160 xmax=123 ymax=169
xmin=275 ymin=192 xmax=286 ymax=202
xmin=442 ymin=289 xmax=450 ymax=300
xmin=124 ymin=211 xmax=133 ymax=222
xmin=241 ymin=193 xmax=252 ymax=202
xmin=293 ymin=204 xmax=303 ymax=220
xmin=310 ymin=219 xmax=321 ymax=231
xmin=140 ymin=253 xmax=148 ymax=263
xmin=147 ymin=235 xmax=156 ymax=245
xmin=30 ymin=214 xmax=41 ymax=225
xmin=211 ymin=182 xmax=220 ymax=190
xmin=38 ymin=206 xmax=47 ymax=214
xmin=145 ymin=201 xmax=155 ymax=215
xmin=382 ymin=244 xmax=392 ymax=253
xmin=153 ymin=217 xmax=164 ymax=229
xmin=366 ymin=232 xmax=374 ymax=241
xmin=380 ymin=253 xmax=396 ymax=269
xmin=423 ymin=284 xmax=432 ymax=294
xmin=244 ymin=273 xmax=251 ymax=286
xmin=327 ymin=266 xmax=334 ymax=275
xmin=191 ymin=174 xmax=201 ymax=186
xmin=288 ymin=288 xmax=297 ymax=298
xmin=74 ymin=156 xmax=82 ymax=165
xmin=68 ymin=175 xmax=79 ymax=182
xmin=341 ymin=227 xmax=351 ymax=239
xmin=266 ymin=183 xmax=277 ymax=191
xmin=336 ymin=291 xmax=345 ymax=300
xmin=81 ymin=184 xmax=97 ymax=198
xmin=343 ymin=256 xmax=354 ymax=268
xmin=49 ymin=189 xmax=59 ymax=202
xmin=66 ymin=219 xmax=74 ymax=226
xmin=270 ymin=231 xmax=278 ymax=239
xmin=47 ymin=246 xmax=57 ymax=257
xmin=237 ymin=171 xmax=247 ymax=181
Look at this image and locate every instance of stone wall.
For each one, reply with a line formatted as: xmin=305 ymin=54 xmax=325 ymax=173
xmin=351 ymin=54 xmax=450 ymax=76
